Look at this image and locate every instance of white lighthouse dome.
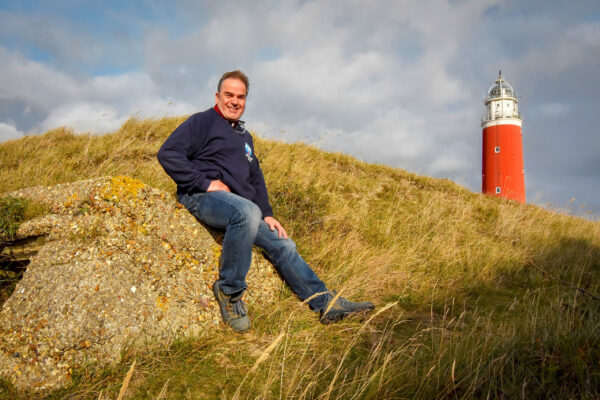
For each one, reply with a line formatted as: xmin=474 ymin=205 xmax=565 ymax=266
xmin=487 ymin=73 xmax=514 ymax=99
xmin=482 ymin=71 xmax=521 ymax=126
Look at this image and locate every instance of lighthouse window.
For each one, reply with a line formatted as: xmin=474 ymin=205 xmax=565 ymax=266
xmin=496 ymin=187 xmax=501 ymax=194
xmin=495 ymin=146 xmax=501 ymax=153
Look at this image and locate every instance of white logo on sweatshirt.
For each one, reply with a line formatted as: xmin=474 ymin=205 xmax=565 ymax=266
xmin=245 ymin=143 xmax=253 ymax=162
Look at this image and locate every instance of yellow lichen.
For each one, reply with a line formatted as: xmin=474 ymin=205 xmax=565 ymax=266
xmin=156 ymin=295 xmax=169 ymax=311
xmin=174 ymin=250 xmax=200 ymax=269
xmin=210 ymin=244 xmax=222 ymax=267
xmin=101 ymin=176 xmax=145 ymax=203
xmin=63 ymin=193 xmax=80 ymax=208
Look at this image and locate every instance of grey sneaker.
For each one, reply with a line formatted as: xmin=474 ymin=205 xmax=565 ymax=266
xmin=212 ymin=281 xmax=251 ymax=333
xmin=320 ymin=291 xmax=375 ymax=324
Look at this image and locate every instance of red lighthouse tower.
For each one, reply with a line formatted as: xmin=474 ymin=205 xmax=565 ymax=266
xmin=481 ymin=71 xmax=525 ymax=203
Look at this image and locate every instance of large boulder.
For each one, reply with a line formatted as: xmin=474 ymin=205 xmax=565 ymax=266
xmin=0 ymin=177 xmax=282 ymax=390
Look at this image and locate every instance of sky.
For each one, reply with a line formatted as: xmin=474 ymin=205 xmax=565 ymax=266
xmin=0 ymin=0 xmax=598 ymax=220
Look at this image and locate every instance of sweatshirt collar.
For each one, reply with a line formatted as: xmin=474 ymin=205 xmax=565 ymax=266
xmin=214 ymin=105 xmax=244 ymax=129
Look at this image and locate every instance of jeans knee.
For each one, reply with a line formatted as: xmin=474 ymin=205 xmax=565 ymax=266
xmin=231 ymin=202 xmax=262 ymax=230
xmin=281 ymin=238 xmax=296 ymax=252
xmin=271 ymin=237 xmax=297 ymax=261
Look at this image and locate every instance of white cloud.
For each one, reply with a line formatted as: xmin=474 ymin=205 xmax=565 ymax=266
xmin=0 ymin=46 xmax=80 ymax=110
xmin=0 ymin=46 xmax=196 ymax=136
xmin=39 ymin=102 xmax=125 ymax=134
xmin=0 ymin=122 xmax=24 ymax=141
xmin=0 ymin=0 xmax=598 ymax=218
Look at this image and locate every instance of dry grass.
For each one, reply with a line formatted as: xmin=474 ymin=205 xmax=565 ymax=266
xmin=0 ymin=117 xmax=599 ymax=399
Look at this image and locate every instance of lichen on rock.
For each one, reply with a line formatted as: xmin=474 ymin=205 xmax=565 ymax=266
xmin=0 ymin=177 xmax=282 ymax=391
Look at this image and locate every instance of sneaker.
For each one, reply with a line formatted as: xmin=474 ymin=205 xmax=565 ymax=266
xmin=212 ymin=281 xmax=251 ymax=333
xmin=320 ymin=291 xmax=375 ymax=324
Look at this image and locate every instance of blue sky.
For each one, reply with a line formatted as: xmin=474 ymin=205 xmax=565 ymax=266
xmin=1 ymin=0 xmax=598 ymax=220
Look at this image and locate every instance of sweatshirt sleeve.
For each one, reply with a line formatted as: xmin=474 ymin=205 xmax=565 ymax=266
xmin=249 ymin=157 xmax=273 ymax=218
xmin=157 ymin=115 xmax=211 ymax=193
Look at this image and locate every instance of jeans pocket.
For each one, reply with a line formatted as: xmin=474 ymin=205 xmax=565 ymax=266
xmin=179 ymin=192 xmax=206 ymax=221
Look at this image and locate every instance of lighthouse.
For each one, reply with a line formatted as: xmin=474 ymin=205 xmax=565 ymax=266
xmin=481 ymin=71 xmax=525 ymax=203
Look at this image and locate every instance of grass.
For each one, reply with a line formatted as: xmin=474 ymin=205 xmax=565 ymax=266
xmin=0 ymin=197 xmax=47 ymax=240
xmin=0 ymin=117 xmax=599 ymax=399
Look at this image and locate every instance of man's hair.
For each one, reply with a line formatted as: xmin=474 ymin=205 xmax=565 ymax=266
xmin=217 ymin=70 xmax=249 ymax=95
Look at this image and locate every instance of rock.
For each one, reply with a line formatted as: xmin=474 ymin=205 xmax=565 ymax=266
xmin=0 ymin=176 xmax=282 ymax=391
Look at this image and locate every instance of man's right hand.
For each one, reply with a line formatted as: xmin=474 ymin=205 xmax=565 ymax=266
xmin=207 ymin=180 xmax=230 ymax=192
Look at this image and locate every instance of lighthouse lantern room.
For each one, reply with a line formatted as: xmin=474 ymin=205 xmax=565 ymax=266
xmin=481 ymin=71 xmax=526 ymax=203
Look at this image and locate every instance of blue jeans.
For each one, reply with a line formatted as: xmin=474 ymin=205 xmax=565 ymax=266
xmin=178 ymin=191 xmax=329 ymax=312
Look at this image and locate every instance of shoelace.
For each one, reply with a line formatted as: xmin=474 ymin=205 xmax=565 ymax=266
xmin=336 ymin=297 xmax=350 ymax=306
xmin=329 ymin=293 xmax=367 ymax=309
xmin=231 ymin=300 xmax=247 ymax=317
xmin=329 ymin=291 xmax=348 ymax=306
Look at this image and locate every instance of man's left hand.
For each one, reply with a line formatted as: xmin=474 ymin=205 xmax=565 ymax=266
xmin=264 ymin=216 xmax=288 ymax=239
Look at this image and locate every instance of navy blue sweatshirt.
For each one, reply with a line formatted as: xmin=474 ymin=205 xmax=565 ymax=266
xmin=157 ymin=108 xmax=273 ymax=217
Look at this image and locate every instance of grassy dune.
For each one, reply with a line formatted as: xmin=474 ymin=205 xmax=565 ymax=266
xmin=0 ymin=118 xmax=599 ymax=399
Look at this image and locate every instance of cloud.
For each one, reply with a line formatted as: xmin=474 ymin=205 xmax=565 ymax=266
xmin=0 ymin=45 xmax=196 ymax=138
xmin=0 ymin=7 xmax=142 ymax=73
xmin=0 ymin=122 xmax=24 ymax=141
xmin=0 ymin=46 xmax=80 ymax=111
xmin=38 ymin=102 xmax=124 ymax=134
xmin=1 ymin=0 xmax=599 ymax=219
xmin=534 ymin=102 xmax=570 ymax=117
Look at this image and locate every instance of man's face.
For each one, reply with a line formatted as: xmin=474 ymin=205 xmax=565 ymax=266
xmin=215 ymin=78 xmax=247 ymax=121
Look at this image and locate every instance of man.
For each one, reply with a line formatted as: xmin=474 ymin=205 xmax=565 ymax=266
xmin=157 ymin=70 xmax=374 ymax=333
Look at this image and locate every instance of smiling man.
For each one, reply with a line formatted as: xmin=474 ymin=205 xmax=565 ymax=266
xmin=157 ymin=70 xmax=374 ymax=333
